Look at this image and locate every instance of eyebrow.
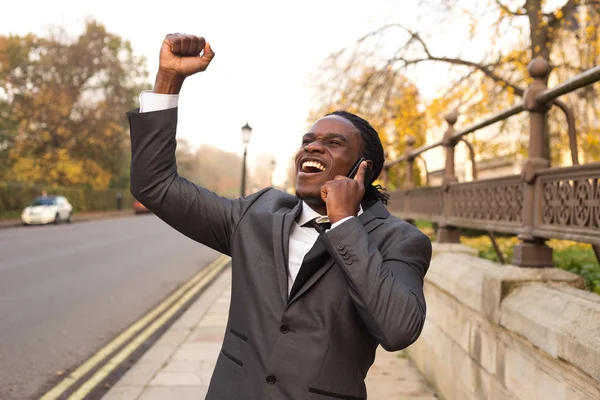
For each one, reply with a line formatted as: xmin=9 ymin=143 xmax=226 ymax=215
xmin=303 ymin=133 xmax=348 ymax=142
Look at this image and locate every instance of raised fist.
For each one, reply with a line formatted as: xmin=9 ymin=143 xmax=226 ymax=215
xmin=152 ymin=33 xmax=215 ymax=94
xmin=159 ymin=33 xmax=215 ymax=78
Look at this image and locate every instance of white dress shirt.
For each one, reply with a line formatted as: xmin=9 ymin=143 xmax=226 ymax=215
xmin=288 ymin=202 xmax=362 ymax=294
xmin=139 ymin=91 xmax=362 ymax=295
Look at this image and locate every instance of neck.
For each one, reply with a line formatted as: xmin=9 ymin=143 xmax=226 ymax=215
xmin=303 ymin=200 xmax=327 ymax=216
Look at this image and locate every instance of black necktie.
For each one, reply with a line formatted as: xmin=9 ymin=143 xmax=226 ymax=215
xmin=289 ymin=218 xmax=331 ymax=300
xmin=302 ymin=218 xmax=331 ymax=234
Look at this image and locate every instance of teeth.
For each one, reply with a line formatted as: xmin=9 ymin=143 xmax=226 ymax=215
xmin=302 ymin=161 xmax=326 ymax=172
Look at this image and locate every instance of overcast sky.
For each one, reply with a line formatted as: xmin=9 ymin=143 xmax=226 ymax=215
xmin=2 ymin=0 xmax=493 ymax=184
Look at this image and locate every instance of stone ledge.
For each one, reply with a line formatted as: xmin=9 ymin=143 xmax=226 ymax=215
xmin=481 ymin=263 xmax=586 ymax=324
xmin=427 ymin=243 xmax=586 ymax=323
xmin=501 ymin=283 xmax=600 ymax=382
xmin=426 ymin=244 xmax=496 ymax=315
xmin=419 ymin=277 xmax=600 ymax=399
xmin=421 ymin=244 xmax=600 ymax=398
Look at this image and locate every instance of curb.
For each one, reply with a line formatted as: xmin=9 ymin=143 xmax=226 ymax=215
xmin=103 ymin=261 xmax=233 ymax=400
xmin=41 ymin=255 xmax=230 ymax=400
xmin=0 ymin=210 xmax=137 ymax=229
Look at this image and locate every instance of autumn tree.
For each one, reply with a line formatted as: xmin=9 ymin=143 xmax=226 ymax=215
xmin=0 ymin=20 xmax=148 ymax=188
xmin=314 ymin=0 xmax=600 ymax=168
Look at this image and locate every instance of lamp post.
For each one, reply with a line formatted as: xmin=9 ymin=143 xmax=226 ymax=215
xmin=270 ymin=159 xmax=276 ymax=187
xmin=240 ymin=122 xmax=252 ymax=197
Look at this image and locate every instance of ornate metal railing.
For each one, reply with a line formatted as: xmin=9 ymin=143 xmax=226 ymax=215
xmin=447 ymin=175 xmax=524 ymax=234
xmin=389 ymin=186 xmax=444 ymax=222
xmin=383 ymin=58 xmax=600 ymax=267
xmin=535 ymin=165 xmax=600 ymax=243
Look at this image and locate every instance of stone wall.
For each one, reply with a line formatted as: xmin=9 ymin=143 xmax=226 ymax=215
xmin=407 ymin=243 xmax=600 ymax=400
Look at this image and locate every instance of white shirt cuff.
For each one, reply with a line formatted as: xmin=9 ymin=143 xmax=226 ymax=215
xmin=330 ymin=216 xmax=355 ymax=230
xmin=139 ymin=90 xmax=179 ymax=113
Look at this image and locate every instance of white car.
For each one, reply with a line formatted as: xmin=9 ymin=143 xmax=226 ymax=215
xmin=21 ymin=196 xmax=73 ymax=225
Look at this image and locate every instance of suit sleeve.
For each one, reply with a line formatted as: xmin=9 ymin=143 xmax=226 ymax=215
xmin=322 ymin=217 xmax=432 ymax=351
xmin=127 ymin=107 xmax=263 ymax=255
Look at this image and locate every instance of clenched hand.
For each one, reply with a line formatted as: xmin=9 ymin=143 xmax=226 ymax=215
xmin=320 ymin=161 xmax=367 ymax=224
xmin=153 ymin=33 xmax=215 ymax=94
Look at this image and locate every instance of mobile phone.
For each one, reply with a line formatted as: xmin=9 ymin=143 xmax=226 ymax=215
xmin=347 ymin=157 xmax=374 ymax=185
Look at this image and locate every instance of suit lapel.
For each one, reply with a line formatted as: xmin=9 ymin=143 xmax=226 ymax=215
xmin=288 ymin=257 xmax=334 ymax=306
xmin=287 ymin=204 xmax=388 ymax=305
xmin=272 ymin=201 xmax=302 ymax=306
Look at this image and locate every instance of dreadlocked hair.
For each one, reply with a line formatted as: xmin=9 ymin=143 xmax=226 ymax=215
xmin=326 ymin=110 xmax=390 ymax=205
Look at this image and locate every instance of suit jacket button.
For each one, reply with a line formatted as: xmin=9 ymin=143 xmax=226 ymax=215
xmin=342 ymin=254 xmax=351 ymax=260
xmin=280 ymin=324 xmax=290 ymax=334
xmin=337 ymin=244 xmax=345 ymax=250
xmin=266 ymin=375 xmax=276 ymax=384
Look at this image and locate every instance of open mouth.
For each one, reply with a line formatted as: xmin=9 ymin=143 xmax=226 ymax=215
xmin=301 ymin=160 xmax=326 ymax=174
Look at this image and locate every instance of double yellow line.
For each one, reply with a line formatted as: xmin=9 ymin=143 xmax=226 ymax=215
xmin=42 ymin=254 xmax=230 ymax=400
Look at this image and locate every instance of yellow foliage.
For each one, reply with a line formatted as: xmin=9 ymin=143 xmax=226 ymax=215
xmin=554 ymin=9 xmax=564 ymax=20
xmin=0 ymin=20 xmax=147 ymax=189
xmin=9 ymin=149 xmax=112 ymax=189
xmin=586 ymin=25 xmax=595 ymax=38
xmin=461 ymin=235 xmax=520 ymax=259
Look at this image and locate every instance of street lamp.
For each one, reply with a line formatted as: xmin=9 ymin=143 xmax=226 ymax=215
xmin=240 ymin=122 xmax=252 ymax=197
xmin=270 ymin=159 xmax=276 ymax=187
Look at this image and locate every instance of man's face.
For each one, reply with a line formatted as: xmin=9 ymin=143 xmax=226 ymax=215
xmin=294 ymin=115 xmax=363 ymax=203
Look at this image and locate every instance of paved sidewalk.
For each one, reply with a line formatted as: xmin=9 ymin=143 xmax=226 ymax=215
xmin=103 ymin=267 xmax=437 ymax=400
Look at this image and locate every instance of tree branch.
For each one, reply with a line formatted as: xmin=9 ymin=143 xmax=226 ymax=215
xmin=393 ymin=55 xmax=525 ymax=96
xmin=406 ymin=31 xmax=433 ymax=58
xmin=548 ymin=0 xmax=580 ymax=27
xmin=355 ymin=22 xmax=526 ymax=95
xmin=495 ymin=0 xmax=527 ymax=16
xmin=355 ymin=23 xmax=433 ymax=58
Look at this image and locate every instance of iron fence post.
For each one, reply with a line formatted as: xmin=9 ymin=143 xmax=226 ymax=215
xmin=403 ymin=136 xmax=416 ymax=225
xmin=437 ymin=112 xmax=461 ymax=243
xmin=513 ymin=58 xmax=554 ymax=267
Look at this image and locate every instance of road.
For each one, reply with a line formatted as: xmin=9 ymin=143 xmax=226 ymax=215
xmin=0 ymin=215 xmax=220 ymax=400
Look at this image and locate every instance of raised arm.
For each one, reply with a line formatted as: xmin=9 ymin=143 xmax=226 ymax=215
xmin=129 ymin=34 xmax=259 ymax=255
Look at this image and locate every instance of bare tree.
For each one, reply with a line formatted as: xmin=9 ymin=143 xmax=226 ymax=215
xmin=312 ymin=0 xmax=600 ymax=162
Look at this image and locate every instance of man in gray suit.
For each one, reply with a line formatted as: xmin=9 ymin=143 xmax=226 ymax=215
xmin=128 ymin=33 xmax=432 ymax=400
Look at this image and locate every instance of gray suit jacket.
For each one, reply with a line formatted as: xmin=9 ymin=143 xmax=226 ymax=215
xmin=128 ymin=108 xmax=432 ymax=400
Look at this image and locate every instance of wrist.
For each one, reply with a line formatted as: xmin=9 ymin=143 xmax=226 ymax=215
xmin=153 ymin=69 xmax=185 ymax=94
xmin=328 ymin=212 xmax=357 ymax=225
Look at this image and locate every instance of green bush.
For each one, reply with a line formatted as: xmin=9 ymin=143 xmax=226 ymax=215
xmin=0 ymin=182 xmax=134 ymax=217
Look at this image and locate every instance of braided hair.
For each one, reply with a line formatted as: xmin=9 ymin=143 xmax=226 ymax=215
xmin=326 ymin=110 xmax=389 ymax=205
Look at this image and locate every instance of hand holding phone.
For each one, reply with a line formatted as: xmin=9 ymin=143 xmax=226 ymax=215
xmin=320 ymin=157 xmax=374 ymax=224
xmin=347 ymin=157 xmax=374 ymax=185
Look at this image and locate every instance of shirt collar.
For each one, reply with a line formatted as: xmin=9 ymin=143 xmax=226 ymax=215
xmin=298 ymin=201 xmax=363 ymax=225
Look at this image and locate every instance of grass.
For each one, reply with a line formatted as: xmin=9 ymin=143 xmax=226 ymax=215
xmin=0 ymin=210 xmax=22 ymax=220
xmin=415 ymin=220 xmax=600 ymax=295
